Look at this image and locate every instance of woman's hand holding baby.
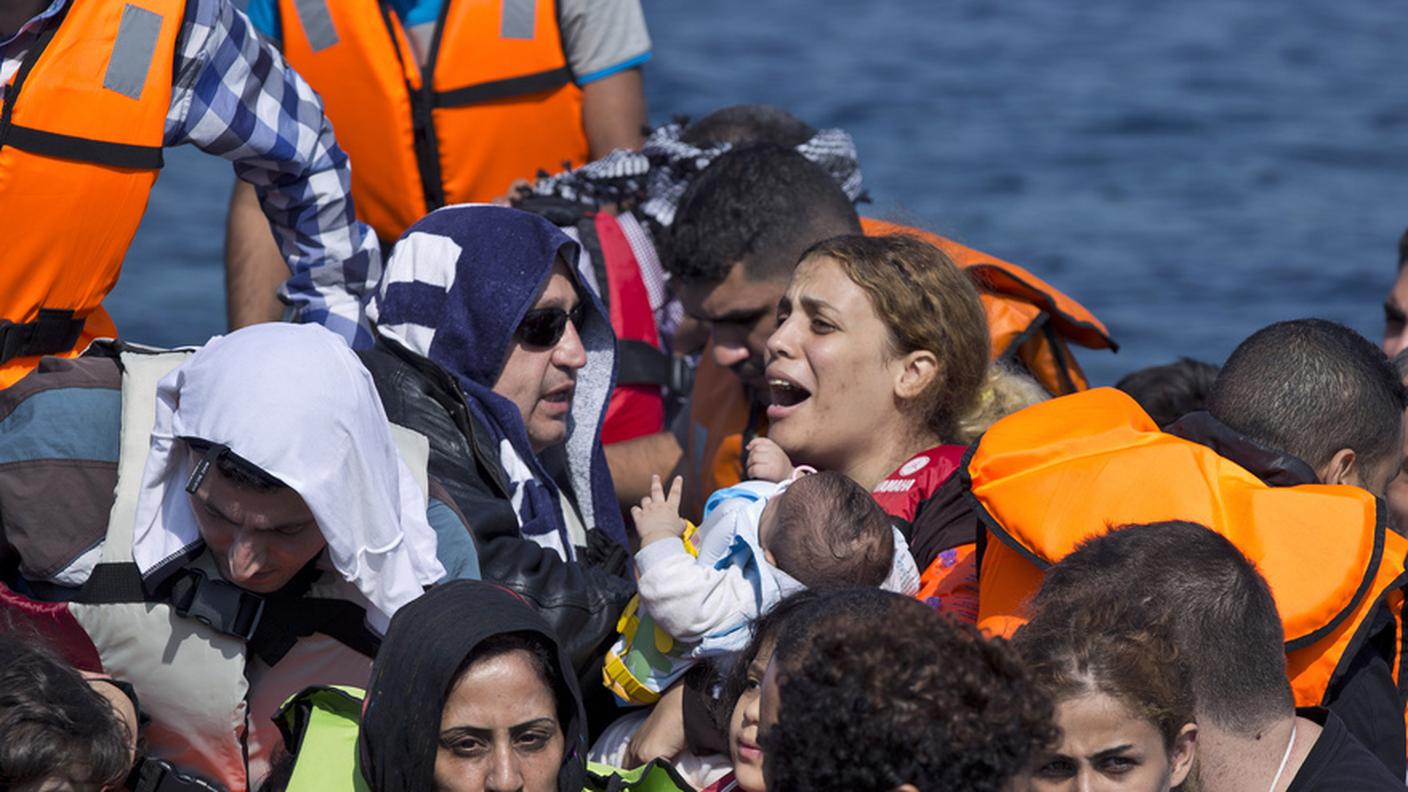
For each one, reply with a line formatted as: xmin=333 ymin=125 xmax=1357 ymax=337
xmin=633 ymin=474 xmax=686 ymax=548
xmin=746 ymin=437 xmax=795 ymax=482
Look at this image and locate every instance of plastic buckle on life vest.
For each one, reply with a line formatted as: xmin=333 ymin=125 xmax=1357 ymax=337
xmin=168 ymin=568 xmax=266 ymax=642
xmin=668 ymin=355 xmax=695 ymax=398
xmin=128 ymin=756 xmax=226 ymax=792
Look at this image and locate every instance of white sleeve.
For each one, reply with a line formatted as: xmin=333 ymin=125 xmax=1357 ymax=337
xmin=635 ymin=539 xmax=757 ymax=643
xmin=558 ymin=0 xmax=652 ymax=84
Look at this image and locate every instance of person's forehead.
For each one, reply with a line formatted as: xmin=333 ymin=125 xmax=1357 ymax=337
xmin=683 ymin=264 xmax=788 ymax=318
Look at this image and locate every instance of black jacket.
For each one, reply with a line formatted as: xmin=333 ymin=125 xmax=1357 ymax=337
xmin=359 ymin=339 xmax=635 ymax=678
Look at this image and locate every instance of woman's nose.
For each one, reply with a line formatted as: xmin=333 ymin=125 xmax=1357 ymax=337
xmin=484 ymin=744 xmax=524 ymax=792
xmin=765 ymin=314 xmax=799 ymax=361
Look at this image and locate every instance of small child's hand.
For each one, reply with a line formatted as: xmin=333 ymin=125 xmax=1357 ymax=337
xmin=746 ymin=437 xmax=794 ymax=482
xmin=632 ymin=474 xmax=686 ymax=548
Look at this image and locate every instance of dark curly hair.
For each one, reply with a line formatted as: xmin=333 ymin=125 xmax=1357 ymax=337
xmin=761 ymin=593 xmax=1055 ymax=791
xmin=0 ymin=639 xmax=133 ymax=791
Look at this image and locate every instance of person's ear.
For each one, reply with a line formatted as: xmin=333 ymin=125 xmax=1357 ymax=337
xmin=1318 ymin=448 xmax=1359 ymax=487
xmin=1168 ymin=722 xmax=1198 ymax=788
xmin=893 ymin=350 xmax=939 ymax=401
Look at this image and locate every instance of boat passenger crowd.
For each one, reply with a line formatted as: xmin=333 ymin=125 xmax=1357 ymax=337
xmin=3 ymin=0 xmax=1408 ymax=790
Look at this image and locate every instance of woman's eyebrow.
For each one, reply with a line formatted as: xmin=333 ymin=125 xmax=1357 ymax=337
xmin=508 ymin=718 xmax=558 ymax=736
xmin=800 ymin=296 xmax=835 ymax=315
xmin=1090 ymin=744 xmax=1136 ymax=759
xmin=440 ymin=725 xmax=493 ymax=742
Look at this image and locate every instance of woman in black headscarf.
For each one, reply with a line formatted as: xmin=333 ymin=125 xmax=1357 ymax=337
xmin=359 ymin=579 xmax=587 ymax=792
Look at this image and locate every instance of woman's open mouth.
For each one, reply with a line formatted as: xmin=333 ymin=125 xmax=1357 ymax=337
xmin=766 ymin=375 xmax=811 ymax=420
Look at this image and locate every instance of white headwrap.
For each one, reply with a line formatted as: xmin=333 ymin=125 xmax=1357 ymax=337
xmin=130 ymin=323 xmax=445 ymax=632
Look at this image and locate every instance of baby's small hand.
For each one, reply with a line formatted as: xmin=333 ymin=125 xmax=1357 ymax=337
xmin=746 ymin=437 xmax=794 ymax=483
xmin=632 ymin=474 xmax=686 ymax=548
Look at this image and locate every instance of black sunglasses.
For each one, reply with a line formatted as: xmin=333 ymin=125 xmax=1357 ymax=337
xmin=516 ymin=304 xmax=585 ymax=348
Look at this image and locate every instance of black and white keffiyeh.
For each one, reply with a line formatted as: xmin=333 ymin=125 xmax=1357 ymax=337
xmin=527 ymin=122 xmax=866 ymax=229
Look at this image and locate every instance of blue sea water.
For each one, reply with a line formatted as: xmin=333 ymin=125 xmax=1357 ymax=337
xmin=107 ymin=0 xmax=1408 ymax=385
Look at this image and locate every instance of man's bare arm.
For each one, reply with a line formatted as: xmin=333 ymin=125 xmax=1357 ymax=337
xmin=581 ymin=68 xmax=646 ymax=158
xmin=224 ymin=179 xmax=289 ymax=330
xmin=606 ymin=430 xmax=685 ymax=509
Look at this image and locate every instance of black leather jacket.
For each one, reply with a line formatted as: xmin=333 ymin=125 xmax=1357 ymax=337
xmin=358 ymin=338 xmax=635 ymax=676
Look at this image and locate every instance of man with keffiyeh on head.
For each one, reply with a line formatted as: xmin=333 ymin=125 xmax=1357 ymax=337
xmin=359 ymin=203 xmax=636 ymax=727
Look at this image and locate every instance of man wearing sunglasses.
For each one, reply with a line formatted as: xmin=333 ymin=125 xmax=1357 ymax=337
xmin=361 ymin=205 xmax=635 ymax=726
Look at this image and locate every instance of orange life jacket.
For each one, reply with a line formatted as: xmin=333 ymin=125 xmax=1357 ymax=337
xmin=0 ymin=0 xmax=182 ymax=389
xmin=277 ymin=0 xmax=589 ymax=244
xmin=687 ymin=218 xmax=1116 ymax=501
xmin=970 ymin=387 xmax=1408 ymax=713
xmin=859 ymin=218 xmax=1115 ymax=395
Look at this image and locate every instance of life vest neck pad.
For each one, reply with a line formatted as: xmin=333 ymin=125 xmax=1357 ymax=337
xmin=859 ymin=218 xmax=1115 ymax=395
xmin=971 ymin=387 xmax=1383 ymax=645
xmin=969 ymin=387 xmax=1408 ymax=713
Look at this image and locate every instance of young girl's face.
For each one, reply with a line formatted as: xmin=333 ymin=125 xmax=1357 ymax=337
xmin=728 ymin=639 xmax=775 ymax=792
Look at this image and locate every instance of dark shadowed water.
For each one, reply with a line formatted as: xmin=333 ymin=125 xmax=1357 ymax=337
xmin=108 ymin=0 xmax=1408 ymax=385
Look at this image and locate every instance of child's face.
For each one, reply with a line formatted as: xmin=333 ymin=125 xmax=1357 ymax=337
xmin=728 ymin=639 xmax=775 ymax=792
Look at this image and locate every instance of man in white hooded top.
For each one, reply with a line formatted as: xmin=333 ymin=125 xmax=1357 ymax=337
xmin=0 ymin=324 xmax=455 ymax=792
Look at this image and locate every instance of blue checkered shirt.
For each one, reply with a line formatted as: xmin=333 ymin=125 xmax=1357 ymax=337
xmin=1 ymin=0 xmax=379 ymax=347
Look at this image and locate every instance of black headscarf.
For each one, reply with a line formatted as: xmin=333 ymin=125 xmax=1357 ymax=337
xmin=358 ymin=580 xmax=587 ymax=792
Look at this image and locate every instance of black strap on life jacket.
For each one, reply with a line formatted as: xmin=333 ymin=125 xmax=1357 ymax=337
xmin=435 ymin=66 xmax=572 ymax=108
xmin=125 ymin=757 xmax=226 ymax=792
xmin=0 ymin=309 xmax=88 ymax=364
xmin=618 ymin=338 xmax=693 ymax=394
xmin=73 ymin=560 xmax=379 ymax=666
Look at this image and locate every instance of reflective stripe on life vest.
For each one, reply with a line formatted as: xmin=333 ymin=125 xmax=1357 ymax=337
xmin=968 ymin=387 xmax=1408 ymax=711
xmin=278 ymin=0 xmax=588 ymax=243
xmin=859 ymin=218 xmax=1116 ymax=395
xmin=0 ymin=0 xmax=182 ymax=388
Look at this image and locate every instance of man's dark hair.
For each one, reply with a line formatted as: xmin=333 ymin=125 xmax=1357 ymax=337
xmin=1029 ymin=521 xmax=1292 ymax=734
xmin=665 ymin=144 xmax=861 ymax=286
xmin=679 ymin=105 xmax=817 ymax=148
xmin=0 ymin=638 xmax=133 ymax=791
xmin=763 ymin=591 xmax=1055 ymax=791
xmin=1115 ymin=357 xmax=1220 ymax=428
xmin=767 ymin=472 xmax=893 ymax=589
xmin=1398 ymin=227 xmax=1408 ymax=269
xmin=1207 ymin=319 xmax=1406 ymax=472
